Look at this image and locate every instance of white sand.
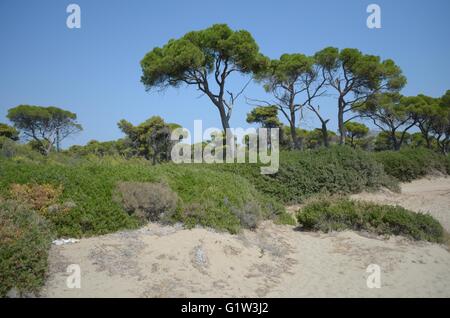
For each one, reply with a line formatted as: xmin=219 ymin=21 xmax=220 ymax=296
xmin=40 ymin=178 xmax=450 ymax=298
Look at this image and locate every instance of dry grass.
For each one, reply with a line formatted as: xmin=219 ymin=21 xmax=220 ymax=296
xmin=9 ymin=183 xmax=63 ymax=215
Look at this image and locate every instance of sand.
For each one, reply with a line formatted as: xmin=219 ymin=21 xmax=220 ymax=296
xmin=40 ymin=177 xmax=450 ymax=298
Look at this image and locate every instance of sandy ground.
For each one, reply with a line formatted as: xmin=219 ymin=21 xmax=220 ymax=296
xmin=40 ymin=177 xmax=450 ymax=298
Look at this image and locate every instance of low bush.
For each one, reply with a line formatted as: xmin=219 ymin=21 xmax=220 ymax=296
xmin=0 ymin=201 xmax=53 ymax=297
xmin=373 ymin=147 xmax=450 ymax=182
xmin=114 ymin=181 xmax=178 ymax=221
xmin=0 ymin=157 xmax=290 ymax=235
xmin=9 ymin=183 xmax=63 ymax=214
xmin=0 ymin=138 xmax=43 ymax=162
xmin=231 ymin=200 xmax=262 ymax=230
xmin=156 ymin=165 xmax=288 ymax=233
xmin=297 ymin=198 xmax=444 ymax=243
xmin=209 ymin=146 xmax=398 ymax=204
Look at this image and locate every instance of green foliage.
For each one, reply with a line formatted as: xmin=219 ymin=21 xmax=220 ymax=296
xmin=431 ymin=91 xmax=450 ymax=154
xmin=68 ymin=139 xmax=133 ymax=158
xmin=0 ymin=157 xmax=288 ymax=236
xmin=118 ymin=116 xmax=179 ymax=164
xmin=297 ymin=198 xmax=444 ymax=243
xmin=8 ymin=183 xmax=63 ymax=215
xmin=157 ymin=165 xmax=287 ymax=233
xmin=314 ymin=47 xmax=406 ymax=143
xmin=140 ymin=24 xmax=268 ymax=131
xmin=209 ymin=146 xmax=396 ymax=204
xmin=0 ymin=159 xmax=145 ymax=237
xmin=373 ymin=147 xmax=450 ymax=182
xmin=258 ymin=53 xmax=314 ymax=86
xmin=344 ymin=121 xmax=369 ymax=147
xmin=304 ymin=128 xmax=337 ymax=149
xmin=403 ymin=94 xmax=440 ymax=148
xmin=255 ymin=53 xmax=321 ymax=149
xmin=0 ymin=200 xmax=53 ymax=297
xmin=246 ymin=106 xmax=281 ymax=128
xmin=374 ymin=131 xmax=411 ymax=151
xmin=410 ymin=132 xmax=428 ymax=148
xmin=141 ymin=24 xmax=267 ymax=89
xmin=315 ymin=47 xmax=406 ymax=92
xmin=358 ymin=93 xmax=416 ymax=150
xmin=279 ymin=126 xmax=308 ymax=149
xmin=0 ymin=138 xmax=43 ymax=160
xmin=7 ymin=105 xmax=82 ymax=155
xmin=0 ymin=123 xmax=19 ymax=141
xmin=0 ymin=137 xmax=18 ymax=158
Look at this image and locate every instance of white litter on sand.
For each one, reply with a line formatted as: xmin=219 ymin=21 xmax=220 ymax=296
xmin=52 ymin=238 xmax=80 ymax=246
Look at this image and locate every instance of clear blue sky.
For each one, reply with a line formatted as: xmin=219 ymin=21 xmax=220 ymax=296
xmin=1 ymin=0 xmax=449 ymax=147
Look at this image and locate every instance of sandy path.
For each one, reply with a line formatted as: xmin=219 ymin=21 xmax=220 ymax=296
xmin=40 ymin=178 xmax=450 ymax=298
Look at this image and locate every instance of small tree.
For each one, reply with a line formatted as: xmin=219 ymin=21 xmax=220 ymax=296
xmin=403 ymin=94 xmax=440 ymax=149
xmin=305 ymin=129 xmax=337 ymax=149
xmin=0 ymin=123 xmax=19 ymax=141
xmin=357 ymin=93 xmax=416 ymax=150
xmin=246 ymin=106 xmax=281 ymax=128
xmin=314 ymin=47 xmax=406 ymax=144
xmin=431 ymin=90 xmax=450 ymax=154
xmin=7 ymin=105 xmax=82 ymax=155
xmin=246 ymin=106 xmax=282 ymax=150
xmin=374 ymin=131 xmax=411 ymax=151
xmin=344 ymin=122 xmax=369 ymax=148
xmin=118 ymin=116 xmax=180 ymax=164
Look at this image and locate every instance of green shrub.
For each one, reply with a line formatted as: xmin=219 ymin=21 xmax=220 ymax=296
xmin=373 ymin=147 xmax=449 ymax=182
xmin=297 ymin=198 xmax=444 ymax=243
xmin=0 ymin=201 xmax=53 ymax=297
xmin=0 ymin=139 xmax=44 ymax=162
xmin=155 ymin=164 xmax=288 ymax=233
xmin=0 ymin=159 xmax=145 ymax=237
xmin=114 ymin=181 xmax=178 ymax=221
xmin=8 ymin=183 xmax=63 ymax=214
xmin=209 ymin=146 xmax=397 ymax=204
xmin=0 ymin=157 xmax=289 ymax=235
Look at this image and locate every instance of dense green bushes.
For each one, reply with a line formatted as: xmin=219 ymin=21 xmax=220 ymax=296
xmin=156 ymin=165 xmax=288 ymax=233
xmin=210 ymin=146 xmax=397 ymax=204
xmin=1 ymin=146 xmax=447 ymax=238
xmin=0 ymin=200 xmax=53 ymax=297
xmin=297 ymin=198 xmax=444 ymax=243
xmin=0 ymin=146 xmax=448 ymax=296
xmin=373 ymin=147 xmax=450 ymax=182
xmin=0 ymin=157 xmax=289 ymax=236
xmin=0 ymin=159 xmax=144 ymax=237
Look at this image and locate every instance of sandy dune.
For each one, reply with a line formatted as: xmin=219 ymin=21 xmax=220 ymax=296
xmin=40 ymin=178 xmax=450 ymax=298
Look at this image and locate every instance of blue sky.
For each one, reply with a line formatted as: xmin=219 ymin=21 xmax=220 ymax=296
xmin=1 ymin=0 xmax=449 ymax=147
